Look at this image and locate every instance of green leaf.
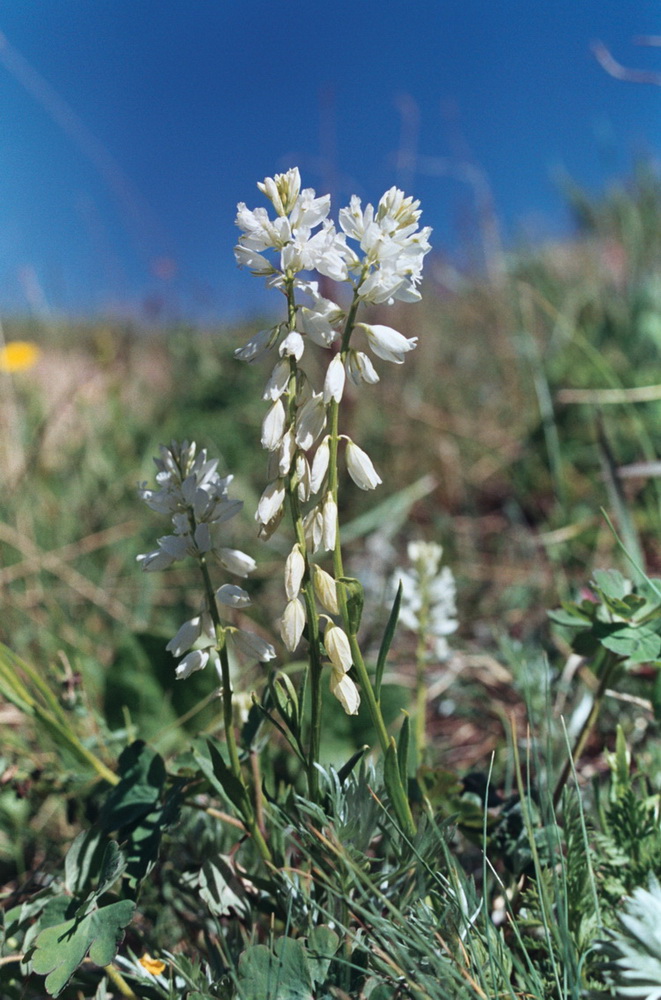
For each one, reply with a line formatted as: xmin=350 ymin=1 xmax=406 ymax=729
xmin=31 ymin=899 xmax=135 ymax=997
xmin=99 ymin=741 xmax=165 ymax=831
xmin=270 ymin=672 xmax=300 ymax=736
xmin=196 ymin=855 xmax=251 ymax=919
xmin=375 ymin=583 xmax=402 ymax=700
xmin=383 ymin=738 xmax=415 ymax=836
xmin=64 ymin=829 xmax=104 ymax=896
xmin=600 ymin=625 xmax=661 ymax=663
xmin=237 ymin=937 xmax=314 ymax=1000
xmin=592 ymin=568 xmax=628 ymax=600
xmin=397 ymin=714 xmax=410 ymax=785
xmin=206 ymin=738 xmax=250 ymax=816
xmin=306 ymin=926 xmax=339 ymax=986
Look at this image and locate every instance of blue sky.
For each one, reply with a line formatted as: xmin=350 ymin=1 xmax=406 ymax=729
xmin=0 ymin=1 xmax=659 ymax=321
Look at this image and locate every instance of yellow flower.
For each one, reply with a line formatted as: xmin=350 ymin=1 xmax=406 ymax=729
xmin=138 ymin=953 xmax=167 ymax=976
xmin=0 ymin=340 xmax=40 ymax=372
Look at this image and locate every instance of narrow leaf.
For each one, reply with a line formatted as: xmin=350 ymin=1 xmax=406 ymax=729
xmin=375 ymin=582 xmax=402 ymax=700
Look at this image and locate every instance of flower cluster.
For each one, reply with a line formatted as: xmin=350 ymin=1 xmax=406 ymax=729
xmin=396 ymin=541 xmax=457 ymax=661
xmin=137 ymin=441 xmax=275 ymax=680
xmin=234 ymin=169 xmax=430 ymax=715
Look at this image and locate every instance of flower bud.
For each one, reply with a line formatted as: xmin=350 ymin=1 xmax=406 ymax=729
xmin=313 ymin=565 xmax=339 ymax=615
xmin=322 ymin=493 xmax=337 ymax=551
xmin=324 ymin=622 xmax=352 ymax=674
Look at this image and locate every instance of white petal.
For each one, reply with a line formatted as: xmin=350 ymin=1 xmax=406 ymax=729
xmin=166 ymin=616 xmax=203 ymax=657
xmin=345 ymin=441 xmax=382 ymax=491
xmin=216 ymin=584 xmax=252 ymax=608
xmin=322 ymin=492 xmax=337 ymax=551
xmin=218 ymin=547 xmax=256 ymax=577
xmin=256 ymin=480 xmax=286 ymax=525
xmin=176 ymin=649 xmax=209 ymax=679
xmin=232 ymin=629 xmax=277 ymax=662
xmin=325 ymin=623 xmax=352 ymax=674
xmin=313 ymin=565 xmax=339 ymax=615
xmin=310 ymin=437 xmax=330 ymax=495
xmin=329 ymin=669 xmax=360 ymax=715
xmin=279 ymin=331 xmax=305 ymax=361
xmin=323 ymin=355 xmax=346 ymax=404
xmin=279 ymin=598 xmax=306 ymax=652
xmin=285 ymin=544 xmax=306 ymax=600
xmin=261 ymin=399 xmax=286 ymax=452
xmin=295 ymin=393 xmax=327 ymax=451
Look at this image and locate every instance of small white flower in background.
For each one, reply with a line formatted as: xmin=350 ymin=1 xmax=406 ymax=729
xmin=345 ymin=440 xmax=382 ymax=491
xmin=395 ymin=541 xmax=458 ymax=661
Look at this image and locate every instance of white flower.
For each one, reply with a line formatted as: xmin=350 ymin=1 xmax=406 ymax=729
xmin=329 ymin=668 xmax=360 ymax=715
xmin=323 ymin=354 xmax=346 ymax=404
xmin=232 ymin=629 xmax=277 ymax=662
xmin=345 ymin=349 xmax=380 ymax=386
xmin=234 ymin=328 xmax=275 ymax=363
xmin=280 ymin=598 xmax=305 ymax=652
xmin=313 ymin=565 xmax=339 ymax=615
xmin=284 ymin=544 xmax=305 ymax=600
xmin=234 ymin=245 xmax=274 ymax=275
xmin=303 ymin=505 xmax=324 ymax=553
xmin=295 ymin=453 xmax=311 ymax=502
xmin=295 ymin=392 xmax=327 ymax=451
xmin=279 ymin=331 xmax=305 ymax=361
xmin=175 ymin=648 xmax=211 ymax=680
xmin=357 ymin=323 xmax=418 ymax=364
xmin=297 ymin=295 xmax=344 ymax=347
xmin=324 ymin=622 xmax=352 ymax=674
xmin=261 ymin=399 xmax=286 ymax=452
xmin=257 ymin=167 xmax=301 ymax=216
xmin=345 ymin=440 xmax=382 ymax=491
xmin=218 ymin=547 xmax=257 ymax=577
xmin=216 ymin=584 xmax=252 ymax=608
xmin=322 ymin=493 xmax=337 ymax=551
xmin=395 ymin=541 xmax=458 ymax=661
xmin=256 ymin=479 xmax=286 ymax=525
xmin=310 ymin=437 xmax=330 ymax=495
xmin=263 ymin=358 xmax=291 ymax=400
xmin=166 ymin=613 xmax=214 ymax=658
xmin=278 ymin=427 xmax=296 ymax=476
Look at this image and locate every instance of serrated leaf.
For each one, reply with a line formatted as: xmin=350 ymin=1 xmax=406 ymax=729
xmin=237 ymin=937 xmax=313 ymax=1000
xmin=306 ymin=926 xmax=339 ymax=986
xmin=31 ymin=899 xmax=135 ymax=997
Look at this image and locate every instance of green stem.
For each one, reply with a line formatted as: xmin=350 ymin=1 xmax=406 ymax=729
xmin=199 ymin=554 xmax=272 ymax=863
xmin=283 ymin=278 xmax=324 ymax=803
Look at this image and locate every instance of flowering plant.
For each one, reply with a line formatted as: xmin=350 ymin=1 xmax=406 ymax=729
xmin=139 ymin=167 xmax=432 ymax=838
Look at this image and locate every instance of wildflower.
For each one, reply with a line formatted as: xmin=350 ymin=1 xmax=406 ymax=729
xmin=329 ymin=668 xmax=360 ymax=715
xmin=256 ymin=479 xmax=286 ymax=525
xmin=0 ymin=340 xmax=40 ymax=373
xmin=345 ymin=349 xmax=380 ymax=386
xmin=357 ymin=323 xmax=418 ymax=365
xmin=321 ymin=493 xmax=337 ymax=551
xmin=323 ymin=354 xmax=346 ymax=403
xmin=231 ymin=628 xmax=277 ymax=662
xmin=138 ymin=954 xmax=167 ymax=976
xmin=313 ymin=564 xmax=339 ymax=615
xmin=345 ymin=440 xmax=382 ymax=491
xmin=295 ymin=392 xmax=326 ymax=450
xmin=396 ymin=541 xmax=458 ymax=660
xmin=284 ymin=544 xmax=305 ymax=600
xmin=216 ymin=584 xmax=252 ymax=608
xmin=261 ymin=399 xmax=286 ymax=451
xmin=280 ymin=597 xmax=305 ymax=651
xmin=324 ymin=622 xmax=352 ymax=674
xmin=234 ymin=327 xmax=276 ymax=363
xmin=310 ymin=437 xmax=330 ymax=495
